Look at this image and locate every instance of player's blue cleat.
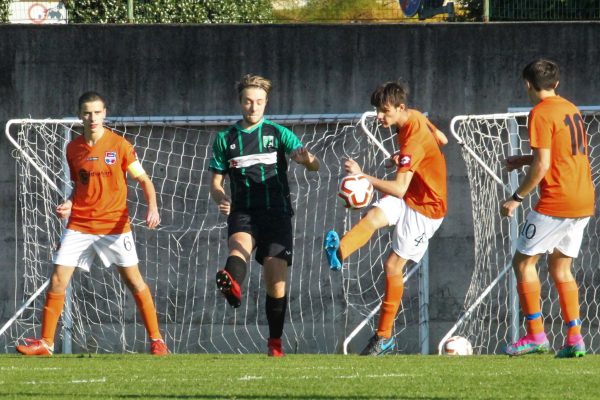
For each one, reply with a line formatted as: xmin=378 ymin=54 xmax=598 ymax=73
xmin=324 ymin=230 xmax=341 ymax=271
xmin=505 ymin=334 xmax=550 ymax=356
xmin=360 ymin=334 xmax=396 ymax=356
xmin=555 ymin=339 xmax=586 ymax=358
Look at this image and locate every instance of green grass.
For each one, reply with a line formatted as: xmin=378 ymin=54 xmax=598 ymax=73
xmin=0 ymin=354 xmax=599 ymax=399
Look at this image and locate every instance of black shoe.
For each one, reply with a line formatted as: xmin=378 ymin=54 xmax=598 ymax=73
xmin=360 ymin=334 xmax=396 ymax=356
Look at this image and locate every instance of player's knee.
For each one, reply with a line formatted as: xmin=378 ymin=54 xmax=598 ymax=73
xmin=364 ymin=207 xmax=388 ymax=229
xmin=49 ymin=274 xmax=70 ymax=293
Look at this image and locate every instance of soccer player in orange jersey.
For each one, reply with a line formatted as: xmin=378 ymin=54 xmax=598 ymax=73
xmin=324 ymin=80 xmax=447 ymax=355
xmin=501 ymin=59 xmax=594 ymax=358
xmin=16 ymin=92 xmax=168 ymax=356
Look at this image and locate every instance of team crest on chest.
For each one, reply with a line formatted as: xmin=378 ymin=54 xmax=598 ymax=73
xmin=262 ymin=135 xmax=275 ymax=149
xmin=105 ymin=151 xmax=117 ymax=165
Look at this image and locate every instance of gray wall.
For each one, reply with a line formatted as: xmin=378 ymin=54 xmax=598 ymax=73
xmin=1 ymin=22 xmax=599 ymax=348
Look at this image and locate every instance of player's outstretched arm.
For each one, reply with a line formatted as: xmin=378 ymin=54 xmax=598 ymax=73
xmin=135 ymin=173 xmax=160 ymax=229
xmin=290 ymin=147 xmax=320 ymax=171
xmin=210 ymin=172 xmax=231 ymax=216
xmin=344 ymin=158 xmax=413 ymax=198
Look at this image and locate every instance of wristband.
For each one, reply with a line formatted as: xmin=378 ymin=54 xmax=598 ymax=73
xmin=512 ymin=192 xmax=524 ymax=202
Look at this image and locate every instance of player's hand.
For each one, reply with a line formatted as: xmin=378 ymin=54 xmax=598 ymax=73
xmin=290 ymin=147 xmax=310 ymax=164
xmin=56 ymin=200 xmax=72 ymax=219
xmin=218 ymin=195 xmax=231 ymax=216
xmin=500 ymin=198 xmax=520 ymax=217
xmin=146 ymin=207 xmax=160 ymax=229
xmin=344 ymin=159 xmax=362 ymax=175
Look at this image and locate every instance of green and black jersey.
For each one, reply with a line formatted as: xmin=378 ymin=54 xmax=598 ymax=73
xmin=209 ymin=118 xmax=303 ymax=214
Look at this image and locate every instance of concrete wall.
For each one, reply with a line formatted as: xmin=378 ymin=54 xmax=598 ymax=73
xmin=1 ymin=22 xmax=599 ymax=351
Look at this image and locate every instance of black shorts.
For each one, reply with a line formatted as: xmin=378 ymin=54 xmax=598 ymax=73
xmin=227 ymin=210 xmax=293 ymax=266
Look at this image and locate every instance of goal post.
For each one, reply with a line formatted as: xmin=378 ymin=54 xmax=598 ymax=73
xmin=443 ymin=108 xmax=600 ymax=354
xmin=3 ymin=112 xmax=430 ymax=354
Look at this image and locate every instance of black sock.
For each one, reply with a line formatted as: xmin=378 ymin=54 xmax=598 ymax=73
xmin=225 ymin=255 xmax=247 ymax=284
xmin=265 ymin=294 xmax=287 ymax=339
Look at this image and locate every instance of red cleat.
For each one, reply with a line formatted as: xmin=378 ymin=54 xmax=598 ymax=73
xmin=150 ymin=338 xmax=169 ymax=356
xmin=16 ymin=338 xmax=53 ymax=356
xmin=216 ymin=270 xmax=242 ymax=308
xmin=267 ymin=338 xmax=285 ymax=357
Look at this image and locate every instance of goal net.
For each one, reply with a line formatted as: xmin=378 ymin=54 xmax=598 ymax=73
xmin=444 ymin=109 xmax=600 ymax=354
xmin=2 ymin=113 xmax=427 ymax=354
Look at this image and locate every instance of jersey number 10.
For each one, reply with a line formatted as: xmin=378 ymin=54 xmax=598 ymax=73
xmin=564 ymin=113 xmax=588 ymax=156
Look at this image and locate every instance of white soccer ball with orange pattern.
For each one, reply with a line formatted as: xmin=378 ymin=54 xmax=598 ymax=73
xmin=442 ymin=336 xmax=473 ymax=356
xmin=337 ymin=174 xmax=374 ymax=209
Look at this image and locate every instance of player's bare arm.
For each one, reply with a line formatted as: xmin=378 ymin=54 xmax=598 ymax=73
xmin=500 ymin=148 xmax=550 ymax=217
xmin=290 ymin=147 xmax=320 ymax=171
xmin=210 ymin=172 xmax=231 ymax=216
xmin=505 ymin=155 xmax=534 ymax=171
xmin=344 ymin=158 xmax=413 ymax=198
xmin=136 ymin=173 xmax=160 ymax=229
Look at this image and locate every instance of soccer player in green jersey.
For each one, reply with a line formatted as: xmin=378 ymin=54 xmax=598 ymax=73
xmin=209 ymin=74 xmax=320 ymax=356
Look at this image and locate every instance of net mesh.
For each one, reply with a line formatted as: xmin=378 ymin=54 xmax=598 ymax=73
xmin=3 ymin=113 xmax=424 ymax=354
xmin=448 ymin=110 xmax=600 ymax=354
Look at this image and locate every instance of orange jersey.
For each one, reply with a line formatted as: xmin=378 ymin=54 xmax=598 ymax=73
xmin=66 ymin=128 xmax=139 ymax=234
xmin=396 ymin=110 xmax=447 ymax=219
xmin=529 ymin=96 xmax=595 ymax=218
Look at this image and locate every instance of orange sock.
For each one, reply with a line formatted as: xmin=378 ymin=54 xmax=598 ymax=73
xmin=339 ymin=217 xmax=378 ymax=261
xmin=517 ymin=280 xmax=544 ymax=335
xmin=41 ymin=291 xmax=65 ymax=346
xmin=133 ymin=286 xmax=162 ymax=340
xmin=555 ymin=280 xmax=581 ymax=337
xmin=376 ymin=273 xmax=404 ymax=338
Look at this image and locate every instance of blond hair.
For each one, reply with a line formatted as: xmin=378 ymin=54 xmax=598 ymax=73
xmin=237 ymin=74 xmax=272 ymax=99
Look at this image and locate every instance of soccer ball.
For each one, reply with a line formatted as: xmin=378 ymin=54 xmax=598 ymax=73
xmin=338 ymin=174 xmax=374 ymax=209
xmin=442 ymin=336 xmax=473 ymax=356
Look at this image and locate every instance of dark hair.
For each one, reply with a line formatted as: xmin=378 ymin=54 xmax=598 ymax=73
xmin=522 ymin=59 xmax=560 ymax=91
xmin=78 ymin=91 xmax=106 ymax=111
xmin=370 ymin=80 xmax=409 ymax=109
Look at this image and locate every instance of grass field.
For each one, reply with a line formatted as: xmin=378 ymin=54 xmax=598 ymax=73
xmin=1 ymin=353 xmax=599 ymax=399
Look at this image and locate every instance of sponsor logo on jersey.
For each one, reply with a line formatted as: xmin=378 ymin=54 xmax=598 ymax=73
xmin=230 ymin=144 xmax=236 ymax=150
xmin=105 ymin=151 xmax=117 ymax=165
xmin=87 ymin=157 xmax=99 ymax=161
xmin=398 ymin=154 xmax=412 ymax=167
xmin=78 ymin=169 xmax=90 ymax=185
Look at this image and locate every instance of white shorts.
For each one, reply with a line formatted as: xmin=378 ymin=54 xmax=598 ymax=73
xmin=373 ymin=195 xmax=444 ymax=262
xmin=516 ymin=210 xmax=590 ymax=258
xmin=53 ymin=229 xmax=139 ymax=271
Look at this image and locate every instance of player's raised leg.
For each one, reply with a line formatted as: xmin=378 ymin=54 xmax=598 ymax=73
xmin=324 ymin=207 xmax=388 ymax=271
xmin=216 ymin=232 xmax=253 ymax=308
xmin=505 ymin=252 xmax=550 ymax=356
xmin=16 ymin=265 xmax=75 ymax=356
